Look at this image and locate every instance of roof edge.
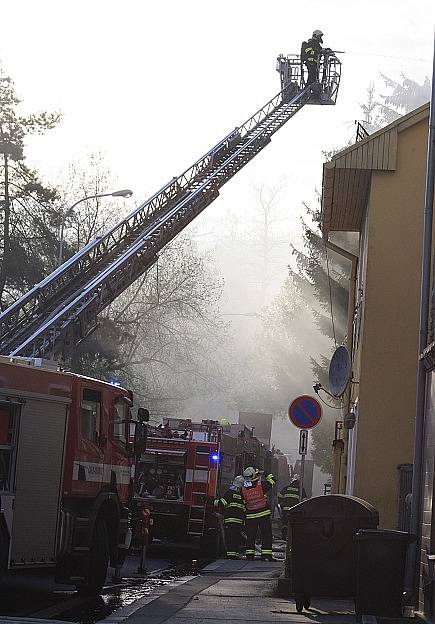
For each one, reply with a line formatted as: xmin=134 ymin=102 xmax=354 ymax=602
xmin=328 ymin=102 xmax=430 ymax=165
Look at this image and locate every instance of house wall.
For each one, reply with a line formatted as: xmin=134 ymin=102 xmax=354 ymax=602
xmin=351 ymin=119 xmax=427 ymax=528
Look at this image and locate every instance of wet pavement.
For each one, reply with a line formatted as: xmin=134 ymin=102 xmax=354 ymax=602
xmin=0 ymin=554 xmax=196 ymax=623
xmin=109 ymin=558 xmax=358 ymax=624
xmin=0 ymin=541 xmax=286 ymax=623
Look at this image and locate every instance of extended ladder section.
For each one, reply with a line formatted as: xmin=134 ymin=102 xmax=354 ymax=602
xmin=0 ymin=55 xmax=341 ymax=359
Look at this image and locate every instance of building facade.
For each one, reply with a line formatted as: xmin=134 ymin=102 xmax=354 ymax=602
xmin=320 ymin=104 xmax=429 ymax=530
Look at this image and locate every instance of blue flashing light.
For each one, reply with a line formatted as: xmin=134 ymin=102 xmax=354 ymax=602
xmin=211 ymin=452 xmax=220 ymax=462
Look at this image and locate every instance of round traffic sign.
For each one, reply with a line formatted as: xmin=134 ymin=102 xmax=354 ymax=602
xmin=288 ymin=395 xmax=322 ymax=430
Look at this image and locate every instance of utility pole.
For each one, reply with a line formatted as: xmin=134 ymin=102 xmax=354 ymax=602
xmin=406 ymin=30 xmax=435 ymax=605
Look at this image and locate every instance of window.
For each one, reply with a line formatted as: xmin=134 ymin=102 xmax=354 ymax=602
xmin=81 ymin=389 xmax=101 ymax=443
xmin=113 ymin=399 xmax=128 ymax=445
xmin=137 ymin=453 xmax=185 ymax=500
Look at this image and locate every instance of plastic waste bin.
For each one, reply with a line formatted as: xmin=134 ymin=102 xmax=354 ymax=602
xmin=354 ymin=529 xmax=416 ymax=619
xmin=287 ymin=495 xmax=378 ymax=613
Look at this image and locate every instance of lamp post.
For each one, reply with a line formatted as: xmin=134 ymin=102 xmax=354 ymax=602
xmin=58 ymin=189 xmax=133 ymax=266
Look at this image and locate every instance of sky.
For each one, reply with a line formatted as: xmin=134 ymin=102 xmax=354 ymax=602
xmin=1 ymin=0 xmax=434 ymax=468
xmin=1 ymin=0 xmax=433 ymax=242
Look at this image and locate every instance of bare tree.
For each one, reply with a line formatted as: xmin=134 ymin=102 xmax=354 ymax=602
xmin=56 ymin=151 xmax=129 ymax=257
xmin=111 ymin=234 xmax=228 ymax=416
xmin=250 ymin=183 xmax=286 ymax=306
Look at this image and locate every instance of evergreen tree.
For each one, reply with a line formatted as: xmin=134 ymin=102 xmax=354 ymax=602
xmin=361 ymin=74 xmax=431 ymax=132
xmin=0 ymin=65 xmax=61 ymax=307
xmin=288 ymin=203 xmax=348 ymax=474
xmin=290 ymin=202 xmax=348 ymax=342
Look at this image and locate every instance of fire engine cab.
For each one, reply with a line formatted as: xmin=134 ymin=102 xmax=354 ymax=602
xmin=0 ymin=356 xmax=144 ymax=594
xmin=135 ymin=419 xmax=222 ymax=553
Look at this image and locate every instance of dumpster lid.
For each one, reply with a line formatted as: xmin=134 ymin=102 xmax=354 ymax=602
xmin=288 ymin=495 xmax=379 ymax=522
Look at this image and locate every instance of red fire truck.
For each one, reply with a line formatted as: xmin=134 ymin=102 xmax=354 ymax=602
xmin=135 ymin=418 xmax=278 ymax=554
xmin=135 ymin=419 xmax=222 ymax=554
xmin=0 ymin=356 xmax=145 ymax=594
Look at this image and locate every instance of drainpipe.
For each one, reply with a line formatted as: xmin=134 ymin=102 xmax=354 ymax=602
xmin=406 ymin=33 xmax=435 ymax=602
xmin=326 ymin=240 xmax=358 ymax=494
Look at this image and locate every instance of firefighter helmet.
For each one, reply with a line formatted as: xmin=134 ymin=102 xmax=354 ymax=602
xmin=312 ymin=29 xmax=324 ymax=41
xmin=243 ymin=466 xmax=259 ymax=480
xmin=232 ymin=475 xmax=244 ymax=489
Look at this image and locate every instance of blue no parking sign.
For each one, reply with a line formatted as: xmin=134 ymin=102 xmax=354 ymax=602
xmin=288 ymin=395 xmax=322 ymax=430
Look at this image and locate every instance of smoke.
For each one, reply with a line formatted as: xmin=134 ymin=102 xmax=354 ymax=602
xmin=175 ymin=184 xmax=349 ymax=474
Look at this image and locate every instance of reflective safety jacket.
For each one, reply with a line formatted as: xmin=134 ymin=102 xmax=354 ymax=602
xmin=302 ymin=37 xmax=323 ymax=63
xmin=214 ymin=488 xmax=246 ymax=524
xmin=242 ymin=473 xmax=276 ymax=519
xmin=278 ymin=484 xmax=300 ymax=511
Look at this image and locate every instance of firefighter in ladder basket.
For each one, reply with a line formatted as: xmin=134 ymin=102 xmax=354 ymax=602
xmin=215 ymin=475 xmax=246 ymax=559
xmin=242 ymin=467 xmax=275 ymax=561
xmin=301 ymin=29 xmax=332 ymax=86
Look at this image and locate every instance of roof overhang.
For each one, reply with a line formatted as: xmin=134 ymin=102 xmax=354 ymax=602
xmin=321 ymin=103 xmax=430 ymax=239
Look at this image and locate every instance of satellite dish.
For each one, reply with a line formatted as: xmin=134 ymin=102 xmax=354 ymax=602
xmin=329 ymin=345 xmax=351 ymax=397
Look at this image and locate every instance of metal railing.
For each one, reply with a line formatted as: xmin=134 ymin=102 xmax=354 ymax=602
xmin=356 ymin=121 xmax=370 ymax=142
xmin=276 ymin=53 xmax=342 ymax=105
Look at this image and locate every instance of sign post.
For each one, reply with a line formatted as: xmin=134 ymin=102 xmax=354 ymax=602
xmin=288 ymin=395 xmax=322 ymax=502
xmin=298 ymin=429 xmax=308 ymax=502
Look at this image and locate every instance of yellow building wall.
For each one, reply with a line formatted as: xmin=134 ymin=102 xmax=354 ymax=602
xmin=352 ymin=119 xmax=428 ymax=528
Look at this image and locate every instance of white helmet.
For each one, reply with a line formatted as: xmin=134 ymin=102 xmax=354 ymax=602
xmin=232 ymin=475 xmax=244 ymax=489
xmin=312 ymin=29 xmax=324 ymax=41
xmin=243 ymin=466 xmax=259 ymax=480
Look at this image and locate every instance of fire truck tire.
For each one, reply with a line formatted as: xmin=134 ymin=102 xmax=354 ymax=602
xmin=77 ymin=518 xmax=109 ymax=595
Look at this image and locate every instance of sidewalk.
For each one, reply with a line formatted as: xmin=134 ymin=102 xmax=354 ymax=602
xmin=103 ymin=558 xmax=358 ymax=624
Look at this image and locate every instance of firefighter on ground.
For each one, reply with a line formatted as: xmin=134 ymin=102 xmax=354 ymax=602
xmin=241 ymin=467 xmax=275 ymax=561
xmin=214 ymin=475 xmax=246 ymax=559
xmin=277 ymin=474 xmax=305 ymax=540
xmin=301 ymin=30 xmax=330 ymax=86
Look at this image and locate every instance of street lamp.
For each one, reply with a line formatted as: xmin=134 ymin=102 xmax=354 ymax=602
xmin=58 ymin=189 xmax=133 ymax=265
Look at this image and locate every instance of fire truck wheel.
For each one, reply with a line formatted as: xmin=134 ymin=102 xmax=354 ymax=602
xmin=77 ymin=518 xmax=109 ymax=595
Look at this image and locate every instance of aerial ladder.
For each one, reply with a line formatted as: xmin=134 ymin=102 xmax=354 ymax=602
xmin=0 ymin=55 xmax=341 ymax=359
